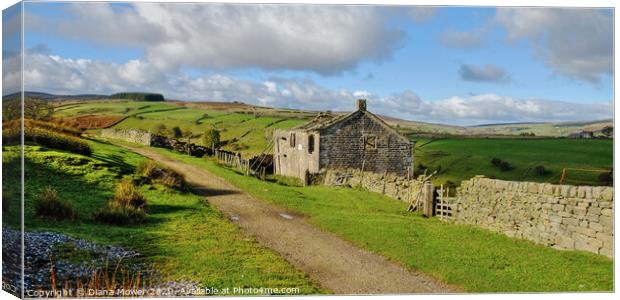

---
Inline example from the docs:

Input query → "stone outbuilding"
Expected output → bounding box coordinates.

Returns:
[273,100,414,181]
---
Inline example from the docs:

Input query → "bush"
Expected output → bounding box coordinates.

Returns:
[34,186,77,221]
[533,165,548,175]
[170,126,183,138]
[136,160,186,191]
[499,161,512,172]
[3,120,91,155]
[113,178,147,209]
[490,157,502,167]
[599,171,613,185]
[92,179,147,225]
[92,202,146,225]
[202,128,221,149]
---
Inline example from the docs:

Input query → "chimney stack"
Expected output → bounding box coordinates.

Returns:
[357,99,367,111]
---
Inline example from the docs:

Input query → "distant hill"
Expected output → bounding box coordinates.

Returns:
[3,91,110,101]
[109,92,165,102]
[7,91,612,137]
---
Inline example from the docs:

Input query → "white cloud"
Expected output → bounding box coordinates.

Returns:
[496,7,613,83]
[11,51,610,125]
[32,3,404,75]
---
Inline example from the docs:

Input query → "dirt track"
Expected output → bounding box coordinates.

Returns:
[122,145,460,295]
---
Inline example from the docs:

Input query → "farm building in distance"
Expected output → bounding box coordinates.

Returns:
[273,99,414,181]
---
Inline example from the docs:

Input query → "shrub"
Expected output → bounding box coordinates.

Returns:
[533,165,548,175]
[170,126,183,138]
[136,160,186,191]
[499,161,512,172]
[113,178,147,209]
[34,186,77,221]
[92,179,147,225]
[490,157,502,167]
[3,119,90,155]
[599,171,613,185]
[92,202,146,225]
[202,128,221,149]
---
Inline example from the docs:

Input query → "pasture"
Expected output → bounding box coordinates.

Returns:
[413,137,613,186]
[131,145,613,292]
[53,101,307,157]
[2,142,320,293]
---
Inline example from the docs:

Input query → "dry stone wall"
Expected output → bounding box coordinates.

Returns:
[323,168,423,202]
[100,128,212,157]
[101,129,152,145]
[453,176,613,258]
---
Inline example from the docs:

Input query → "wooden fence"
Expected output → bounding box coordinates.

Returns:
[214,149,268,179]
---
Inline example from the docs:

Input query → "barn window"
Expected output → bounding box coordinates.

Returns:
[308,134,315,154]
[363,135,377,150]
[290,133,296,148]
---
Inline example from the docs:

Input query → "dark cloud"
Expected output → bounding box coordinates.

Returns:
[496,7,612,83]
[458,64,510,83]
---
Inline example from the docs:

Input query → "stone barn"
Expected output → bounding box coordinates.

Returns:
[273,99,414,181]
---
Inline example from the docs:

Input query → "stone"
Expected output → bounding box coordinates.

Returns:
[599,247,613,258]
[589,222,604,232]
[555,236,575,249]
[575,226,596,237]
[601,187,613,201]
[552,204,565,212]
[601,208,612,217]
[562,217,579,226]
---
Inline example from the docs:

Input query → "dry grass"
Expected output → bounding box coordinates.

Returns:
[136,160,186,191]
[48,258,154,298]
[34,186,78,221]
[92,179,147,225]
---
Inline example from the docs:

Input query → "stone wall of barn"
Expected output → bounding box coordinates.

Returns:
[452,176,614,258]
[319,112,413,177]
[273,129,321,180]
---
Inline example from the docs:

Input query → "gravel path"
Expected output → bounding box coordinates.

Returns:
[121,145,461,295]
[2,228,200,297]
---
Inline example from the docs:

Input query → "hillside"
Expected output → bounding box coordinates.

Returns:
[25,91,608,138]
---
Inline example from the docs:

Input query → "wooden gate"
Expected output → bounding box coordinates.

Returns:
[436,184,456,221]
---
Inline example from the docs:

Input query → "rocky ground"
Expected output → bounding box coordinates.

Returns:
[2,228,198,297]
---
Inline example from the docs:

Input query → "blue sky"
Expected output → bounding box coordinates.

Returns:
[2,2,614,125]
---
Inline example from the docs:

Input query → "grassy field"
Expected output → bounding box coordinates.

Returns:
[2,142,320,294]
[52,101,307,157]
[413,137,613,186]
[135,144,613,293]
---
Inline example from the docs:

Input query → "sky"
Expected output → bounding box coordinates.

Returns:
[1,2,615,125]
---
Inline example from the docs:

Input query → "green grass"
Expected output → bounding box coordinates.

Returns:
[2,142,320,293]
[54,101,307,157]
[413,137,613,186]
[137,145,613,293]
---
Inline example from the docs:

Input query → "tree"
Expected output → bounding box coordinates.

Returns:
[601,126,613,138]
[150,123,167,135]
[202,128,221,149]
[170,126,183,138]
[24,98,54,120]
